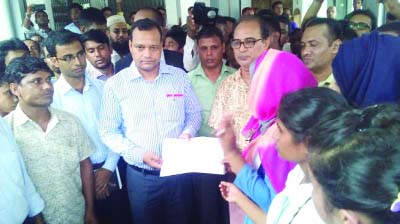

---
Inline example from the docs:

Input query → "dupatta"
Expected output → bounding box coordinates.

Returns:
[332,31,400,107]
[242,49,317,193]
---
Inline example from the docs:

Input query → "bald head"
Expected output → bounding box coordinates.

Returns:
[134,8,164,27]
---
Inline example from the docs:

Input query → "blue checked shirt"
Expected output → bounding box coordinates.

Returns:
[99,61,202,170]
[52,74,120,171]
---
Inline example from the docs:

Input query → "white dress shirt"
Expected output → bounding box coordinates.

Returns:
[64,22,82,34]
[183,35,200,72]
[52,74,120,171]
[266,165,324,224]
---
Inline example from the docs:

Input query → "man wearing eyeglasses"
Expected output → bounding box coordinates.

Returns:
[99,18,202,224]
[209,16,269,151]
[48,30,128,223]
[345,10,376,37]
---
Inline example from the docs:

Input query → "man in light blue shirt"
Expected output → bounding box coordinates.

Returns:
[99,18,202,224]
[49,31,130,223]
[0,117,45,224]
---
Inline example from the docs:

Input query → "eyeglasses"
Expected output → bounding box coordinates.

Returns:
[348,21,371,31]
[230,38,262,49]
[56,51,86,62]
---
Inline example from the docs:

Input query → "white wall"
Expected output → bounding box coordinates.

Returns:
[0,0,26,40]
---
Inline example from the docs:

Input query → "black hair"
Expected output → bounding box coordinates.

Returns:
[234,15,270,39]
[136,7,164,28]
[4,56,52,84]
[35,10,48,18]
[79,7,107,28]
[377,21,400,36]
[129,10,137,18]
[338,19,358,41]
[165,27,187,49]
[80,29,110,46]
[225,16,237,24]
[276,15,290,25]
[0,38,29,75]
[278,87,348,143]
[69,3,83,11]
[346,10,377,31]
[242,7,253,15]
[45,31,81,57]
[308,104,400,224]
[272,1,283,10]
[387,13,397,22]
[261,16,281,34]
[156,6,166,12]
[196,25,224,44]
[256,8,274,19]
[130,18,163,42]
[304,17,343,43]
[101,7,112,15]
[276,15,291,33]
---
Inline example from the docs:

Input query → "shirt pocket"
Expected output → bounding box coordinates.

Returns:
[160,95,185,122]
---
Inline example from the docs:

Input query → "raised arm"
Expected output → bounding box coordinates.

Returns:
[302,0,324,26]
[115,0,124,16]
[23,5,34,29]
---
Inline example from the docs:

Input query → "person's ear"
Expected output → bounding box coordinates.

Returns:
[262,37,270,50]
[9,83,20,98]
[49,57,59,68]
[129,40,134,55]
[222,42,226,54]
[332,39,342,54]
[338,209,361,224]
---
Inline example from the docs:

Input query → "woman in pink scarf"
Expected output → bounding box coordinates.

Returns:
[243,49,317,193]
[217,49,316,223]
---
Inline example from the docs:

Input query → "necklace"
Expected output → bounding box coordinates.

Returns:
[288,196,312,224]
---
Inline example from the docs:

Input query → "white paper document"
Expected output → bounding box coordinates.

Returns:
[160,137,225,177]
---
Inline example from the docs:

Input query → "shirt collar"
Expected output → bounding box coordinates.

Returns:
[13,104,59,128]
[86,59,115,80]
[192,63,232,78]
[127,60,171,82]
[56,73,93,95]
[318,73,335,87]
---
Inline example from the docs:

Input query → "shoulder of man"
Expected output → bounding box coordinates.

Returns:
[114,54,133,74]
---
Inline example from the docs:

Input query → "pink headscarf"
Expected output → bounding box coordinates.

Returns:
[242,49,317,193]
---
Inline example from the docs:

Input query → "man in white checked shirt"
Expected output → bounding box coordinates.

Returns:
[99,18,202,224]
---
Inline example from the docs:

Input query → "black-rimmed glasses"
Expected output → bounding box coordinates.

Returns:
[230,38,262,49]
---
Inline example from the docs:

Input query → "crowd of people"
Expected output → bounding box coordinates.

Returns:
[1,0,400,224]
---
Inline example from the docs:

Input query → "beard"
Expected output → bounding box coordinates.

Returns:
[111,40,130,57]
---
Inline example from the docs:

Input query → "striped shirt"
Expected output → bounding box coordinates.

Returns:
[52,74,120,171]
[99,61,202,170]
